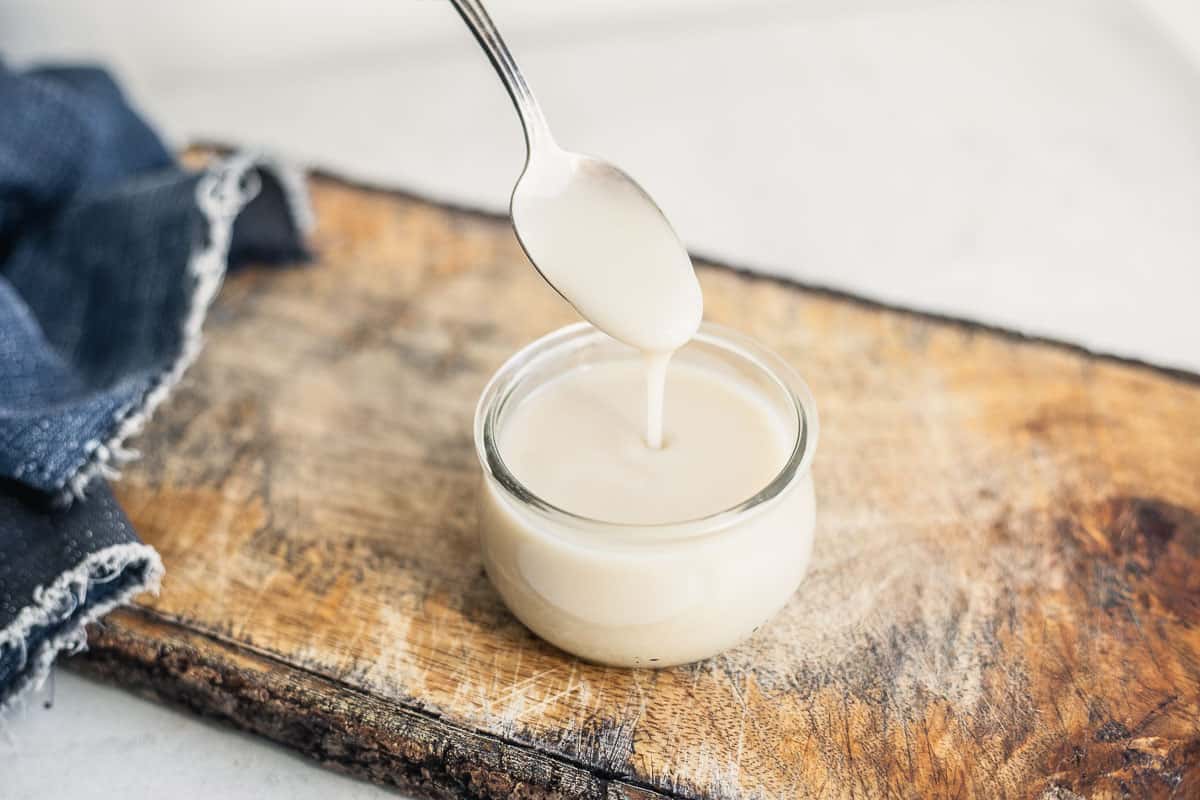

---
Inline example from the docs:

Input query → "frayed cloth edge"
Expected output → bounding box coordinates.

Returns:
[0,542,163,716]
[60,152,313,502]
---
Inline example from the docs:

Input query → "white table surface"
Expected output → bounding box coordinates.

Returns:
[2,1,1198,797]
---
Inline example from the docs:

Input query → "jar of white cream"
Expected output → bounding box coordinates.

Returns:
[474,323,818,667]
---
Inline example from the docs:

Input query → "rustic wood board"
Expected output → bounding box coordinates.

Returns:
[71,167,1200,800]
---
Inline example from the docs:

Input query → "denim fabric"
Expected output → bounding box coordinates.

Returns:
[0,63,309,712]
[0,482,156,708]
[1,173,203,491]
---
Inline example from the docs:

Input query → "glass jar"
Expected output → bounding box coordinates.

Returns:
[474,322,819,667]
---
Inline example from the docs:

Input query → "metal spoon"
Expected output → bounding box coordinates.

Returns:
[450,0,702,354]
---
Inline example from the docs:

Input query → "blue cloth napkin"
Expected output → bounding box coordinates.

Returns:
[0,64,311,712]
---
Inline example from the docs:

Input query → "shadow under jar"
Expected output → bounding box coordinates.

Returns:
[474,323,819,667]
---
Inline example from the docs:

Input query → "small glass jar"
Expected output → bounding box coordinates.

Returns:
[474,322,819,667]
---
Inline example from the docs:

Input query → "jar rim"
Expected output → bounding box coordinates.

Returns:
[474,322,819,541]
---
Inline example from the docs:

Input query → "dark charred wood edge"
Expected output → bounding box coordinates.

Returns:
[71,606,674,800]
[190,140,1200,389]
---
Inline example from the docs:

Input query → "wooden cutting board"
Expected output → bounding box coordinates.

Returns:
[73,167,1200,800]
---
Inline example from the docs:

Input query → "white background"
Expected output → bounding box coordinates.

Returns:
[2,0,1199,797]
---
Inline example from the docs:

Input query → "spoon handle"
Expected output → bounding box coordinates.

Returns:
[450,0,553,155]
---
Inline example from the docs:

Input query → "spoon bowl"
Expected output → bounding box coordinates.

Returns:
[451,0,702,353]
[511,147,701,353]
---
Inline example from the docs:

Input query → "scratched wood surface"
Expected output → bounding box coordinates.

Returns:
[71,168,1200,800]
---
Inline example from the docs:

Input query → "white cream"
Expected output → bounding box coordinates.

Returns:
[511,151,702,445]
[500,359,791,524]
[479,469,815,667]
[641,351,671,450]
[475,327,819,667]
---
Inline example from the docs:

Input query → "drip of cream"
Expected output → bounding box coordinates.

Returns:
[511,152,703,446]
[643,351,671,449]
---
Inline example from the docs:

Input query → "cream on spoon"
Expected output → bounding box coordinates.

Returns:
[450,0,702,447]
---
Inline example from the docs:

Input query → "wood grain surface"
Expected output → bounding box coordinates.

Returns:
[72,166,1200,800]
